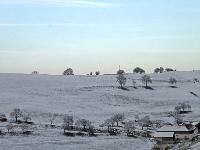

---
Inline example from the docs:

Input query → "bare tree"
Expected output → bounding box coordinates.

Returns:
[48,113,57,126]
[125,121,136,136]
[112,113,125,127]
[10,108,23,122]
[22,112,32,123]
[174,103,191,114]
[141,75,152,88]
[75,119,91,131]
[132,79,136,88]
[101,118,115,132]
[193,78,199,83]
[169,77,177,85]
[117,74,126,89]
[63,68,74,75]
[63,115,74,132]
[174,105,182,114]
[6,123,14,133]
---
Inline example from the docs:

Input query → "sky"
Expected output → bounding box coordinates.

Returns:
[0,0,200,75]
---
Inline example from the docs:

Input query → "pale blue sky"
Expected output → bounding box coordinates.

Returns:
[0,0,200,74]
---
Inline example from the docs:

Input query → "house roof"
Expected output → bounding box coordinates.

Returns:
[154,132,174,138]
[157,125,189,132]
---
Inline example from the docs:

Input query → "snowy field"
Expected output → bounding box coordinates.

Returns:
[0,71,200,150]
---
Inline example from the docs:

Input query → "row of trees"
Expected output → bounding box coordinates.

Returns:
[117,73,178,89]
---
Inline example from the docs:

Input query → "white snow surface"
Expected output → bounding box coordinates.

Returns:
[157,125,189,132]
[0,71,200,149]
[153,132,174,138]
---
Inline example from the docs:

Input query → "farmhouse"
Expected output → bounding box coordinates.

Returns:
[154,124,198,144]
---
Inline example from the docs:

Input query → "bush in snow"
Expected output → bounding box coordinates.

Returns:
[10,108,23,123]
[193,78,199,83]
[124,121,136,136]
[48,113,57,126]
[116,73,126,89]
[0,113,7,122]
[112,113,125,127]
[63,68,74,75]
[133,67,145,74]
[32,71,39,74]
[62,115,74,132]
[75,119,91,131]
[138,116,152,130]
[173,113,183,125]
[141,75,152,88]
[22,112,32,123]
[20,123,31,133]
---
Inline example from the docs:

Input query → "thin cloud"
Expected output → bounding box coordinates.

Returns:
[0,0,110,8]
[0,23,132,27]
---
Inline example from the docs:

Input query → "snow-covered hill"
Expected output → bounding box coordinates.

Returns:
[0,71,200,149]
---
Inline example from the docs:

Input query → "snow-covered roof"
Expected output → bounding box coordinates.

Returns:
[154,132,174,138]
[192,122,199,126]
[157,125,189,132]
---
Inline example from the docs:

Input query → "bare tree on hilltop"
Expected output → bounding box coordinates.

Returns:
[117,69,125,75]
[154,67,164,73]
[10,108,23,123]
[63,68,74,75]
[117,73,126,89]
[133,67,145,74]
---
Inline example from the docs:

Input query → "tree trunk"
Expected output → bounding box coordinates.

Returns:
[108,126,110,132]
[15,116,17,122]
[146,82,147,88]
[117,121,119,127]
